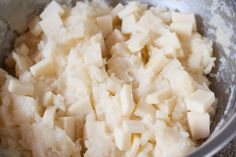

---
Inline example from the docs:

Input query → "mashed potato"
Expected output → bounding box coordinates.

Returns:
[0,1,216,157]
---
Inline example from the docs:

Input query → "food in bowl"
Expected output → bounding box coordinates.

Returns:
[0,0,216,157]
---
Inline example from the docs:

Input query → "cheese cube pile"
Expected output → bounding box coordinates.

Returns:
[0,1,216,157]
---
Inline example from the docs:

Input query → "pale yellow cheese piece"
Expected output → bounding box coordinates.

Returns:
[185,89,215,113]
[187,112,210,140]
[30,58,55,77]
[8,79,34,96]
[114,126,131,151]
[96,15,113,38]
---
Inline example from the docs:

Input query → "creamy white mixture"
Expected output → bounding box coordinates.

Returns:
[0,1,216,157]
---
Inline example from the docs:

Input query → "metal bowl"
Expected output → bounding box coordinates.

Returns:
[0,0,235,156]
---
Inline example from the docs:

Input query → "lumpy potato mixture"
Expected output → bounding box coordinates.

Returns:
[0,1,216,157]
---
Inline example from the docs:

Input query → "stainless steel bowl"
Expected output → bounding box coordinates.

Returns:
[0,0,235,156]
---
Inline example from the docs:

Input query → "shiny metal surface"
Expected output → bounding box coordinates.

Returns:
[0,0,235,156]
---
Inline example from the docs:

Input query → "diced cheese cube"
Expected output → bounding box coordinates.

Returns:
[111,3,125,18]
[121,14,138,34]
[120,84,135,116]
[154,32,181,50]
[170,22,193,37]
[122,120,145,133]
[114,126,131,150]
[138,143,153,156]
[28,17,42,36]
[68,96,93,118]
[118,2,145,19]
[40,0,64,19]
[134,103,156,119]
[39,13,64,39]
[96,15,113,38]
[42,91,54,107]
[146,48,168,75]
[82,43,103,67]
[172,12,197,31]
[126,137,141,157]
[30,58,55,77]
[8,79,34,96]
[111,3,124,26]
[42,106,56,127]
[59,117,75,141]
[185,89,215,113]
[16,43,29,56]
[187,112,210,140]
[126,32,150,53]
[146,88,171,105]
[106,29,126,51]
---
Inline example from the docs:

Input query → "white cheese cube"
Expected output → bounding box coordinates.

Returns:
[42,91,54,107]
[40,0,64,19]
[170,22,193,37]
[146,48,168,75]
[172,12,197,31]
[106,29,126,51]
[96,15,113,38]
[118,2,139,19]
[8,79,34,96]
[121,14,138,34]
[42,106,56,128]
[185,89,215,113]
[122,120,145,133]
[111,3,124,17]
[28,17,42,36]
[146,88,171,105]
[187,112,210,140]
[126,137,141,157]
[30,58,55,77]
[139,143,153,155]
[39,13,63,39]
[154,32,181,50]
[120,84,135,116]
[134,103,156,119]
[59,117,75,141]
[114,126,131,151]
[68,96,93,118]
[126,32,150,53]
[82,43,103,67]
[12,52,32,77]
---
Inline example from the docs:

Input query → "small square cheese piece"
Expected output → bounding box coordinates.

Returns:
[59,117,75,141]
[39,13,64,39]
[187,112,210,140]
[172,12,197,31]
[126,32,150,53]
[40,0,64,19]
[122,120,145,133]
[114,126,131,151]
[185,89,215,113]
[8,79,34,96]
[121,13,138,34]
[30,58,55,77]
[120,84,135,116]
[126,137,141,157]
[82,43,103,67]
[96,15,113,38]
